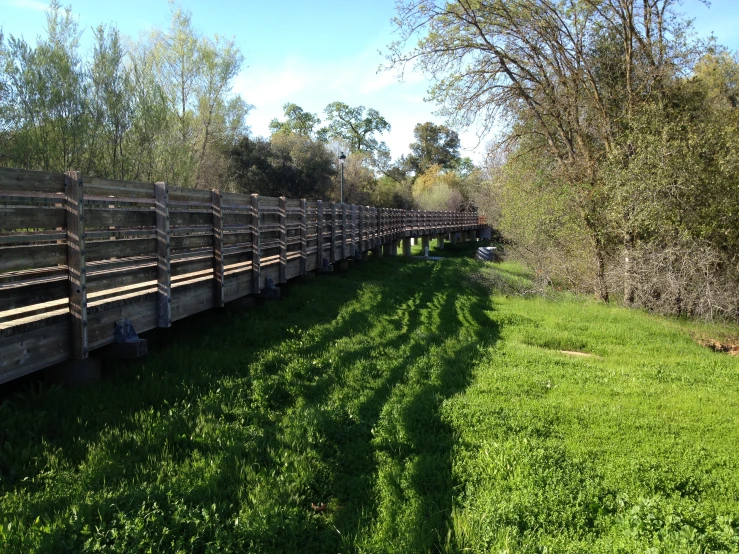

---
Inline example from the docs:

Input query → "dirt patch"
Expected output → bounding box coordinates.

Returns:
[559,350,596,357]
[701,339,739,356]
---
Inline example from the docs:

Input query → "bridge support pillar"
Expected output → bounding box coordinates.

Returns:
[436,234,445,249]
[390,240,398,256]
[403,237,412,257]
[422,235,430,254]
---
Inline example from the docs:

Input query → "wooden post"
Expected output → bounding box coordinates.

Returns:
[65,171,88,360]
[342,202,348,258]
[155,181,171,327]
[251,194,261,293]
[330,202,337,263]
[300,198,307,276]
[212,190,225,307]
[358,205,365,253]
[403,236,411,257]
[377,208,383,245]
[278,196,287,284]
[355,205,360,253]
[316,200,324,267]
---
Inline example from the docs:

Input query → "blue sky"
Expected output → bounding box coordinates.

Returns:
[2,0,738,162]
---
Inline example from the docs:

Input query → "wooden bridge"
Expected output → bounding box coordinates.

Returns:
[0,167,486,384]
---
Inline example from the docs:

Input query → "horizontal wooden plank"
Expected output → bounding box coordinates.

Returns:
[0,168,66,194]
[0,278,67,313]
[0,296,68,323]
[0,230,66,245]
[170,211,213,227]
[169,187,212,203]
[223,272,253,303]
[223,213,253,227]
[260,196,280,207]
[0,316,70,384]
[286,259,301,280]
[171,234,213,250]
[171,282,214,321]
[86,238,156,262]
[87,263,157,295]
[221,191,252,205]
[86,177,154,198]
[87,295,158,349]
[86,207,155,229]
[261,265,279,289]
[0,206,65,231]
[171,255,212,277]
[0,243,67,272]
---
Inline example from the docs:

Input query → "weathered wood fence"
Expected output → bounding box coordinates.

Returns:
[0,167,485,384]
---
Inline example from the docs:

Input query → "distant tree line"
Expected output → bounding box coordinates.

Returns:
[0,1,484,214]
[390,0,739,321]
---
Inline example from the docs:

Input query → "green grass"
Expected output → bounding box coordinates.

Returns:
[1,244,738,553]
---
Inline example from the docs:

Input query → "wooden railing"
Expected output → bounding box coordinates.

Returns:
[0,167,485,383]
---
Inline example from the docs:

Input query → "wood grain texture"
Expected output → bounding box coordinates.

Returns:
[251,194,261,293]
[65,171,88,359]
[155,182,172,327]
[212,190,225,308]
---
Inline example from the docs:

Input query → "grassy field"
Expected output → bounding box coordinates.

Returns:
[1,243,738,553]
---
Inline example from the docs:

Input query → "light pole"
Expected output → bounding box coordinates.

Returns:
[338,151,346,204]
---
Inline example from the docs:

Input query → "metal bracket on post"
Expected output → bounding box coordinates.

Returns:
[260,276,281,299]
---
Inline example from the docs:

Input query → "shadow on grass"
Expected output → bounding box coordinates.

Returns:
[0,250,500,553]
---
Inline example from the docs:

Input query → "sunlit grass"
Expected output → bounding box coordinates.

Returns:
[0,243,738,553]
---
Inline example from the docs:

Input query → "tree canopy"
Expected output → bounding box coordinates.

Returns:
[406,122,461,174]
[318,101,391,154]
[269,103,322,138]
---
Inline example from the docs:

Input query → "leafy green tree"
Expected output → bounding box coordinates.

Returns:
[269,103,321,137]
[388,0,698,301]
[87,24,132,179]
[1,1,87,171]
[319,101,391,154]
[229,133,335,199]
[406,122,460,174]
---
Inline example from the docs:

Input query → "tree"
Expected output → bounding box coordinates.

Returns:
[406,122,460,174]
[1,1,87,171]
[319,101,391,154]
[388,0,698,301]
[88,24,133,179]
[269,103,321,137]
[229,133,336,199]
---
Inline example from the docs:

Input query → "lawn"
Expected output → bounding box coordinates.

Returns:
[1,242,738,553]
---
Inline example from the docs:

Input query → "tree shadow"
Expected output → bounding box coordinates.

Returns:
[0,255,501,553]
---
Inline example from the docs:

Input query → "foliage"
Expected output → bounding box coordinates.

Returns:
[269,103,322,138]
[388,0,703,302]
[318,102,391,155]
[1,246,738,552]
[0,1,249,188]
[405,121,460,174]
[412,163,482,212]
[228,132,336,198]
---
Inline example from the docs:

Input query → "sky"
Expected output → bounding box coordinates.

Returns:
[2,0,739,163]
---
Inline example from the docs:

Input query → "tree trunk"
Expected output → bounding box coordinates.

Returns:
[623,231,635,306]
[595,247,609,303]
